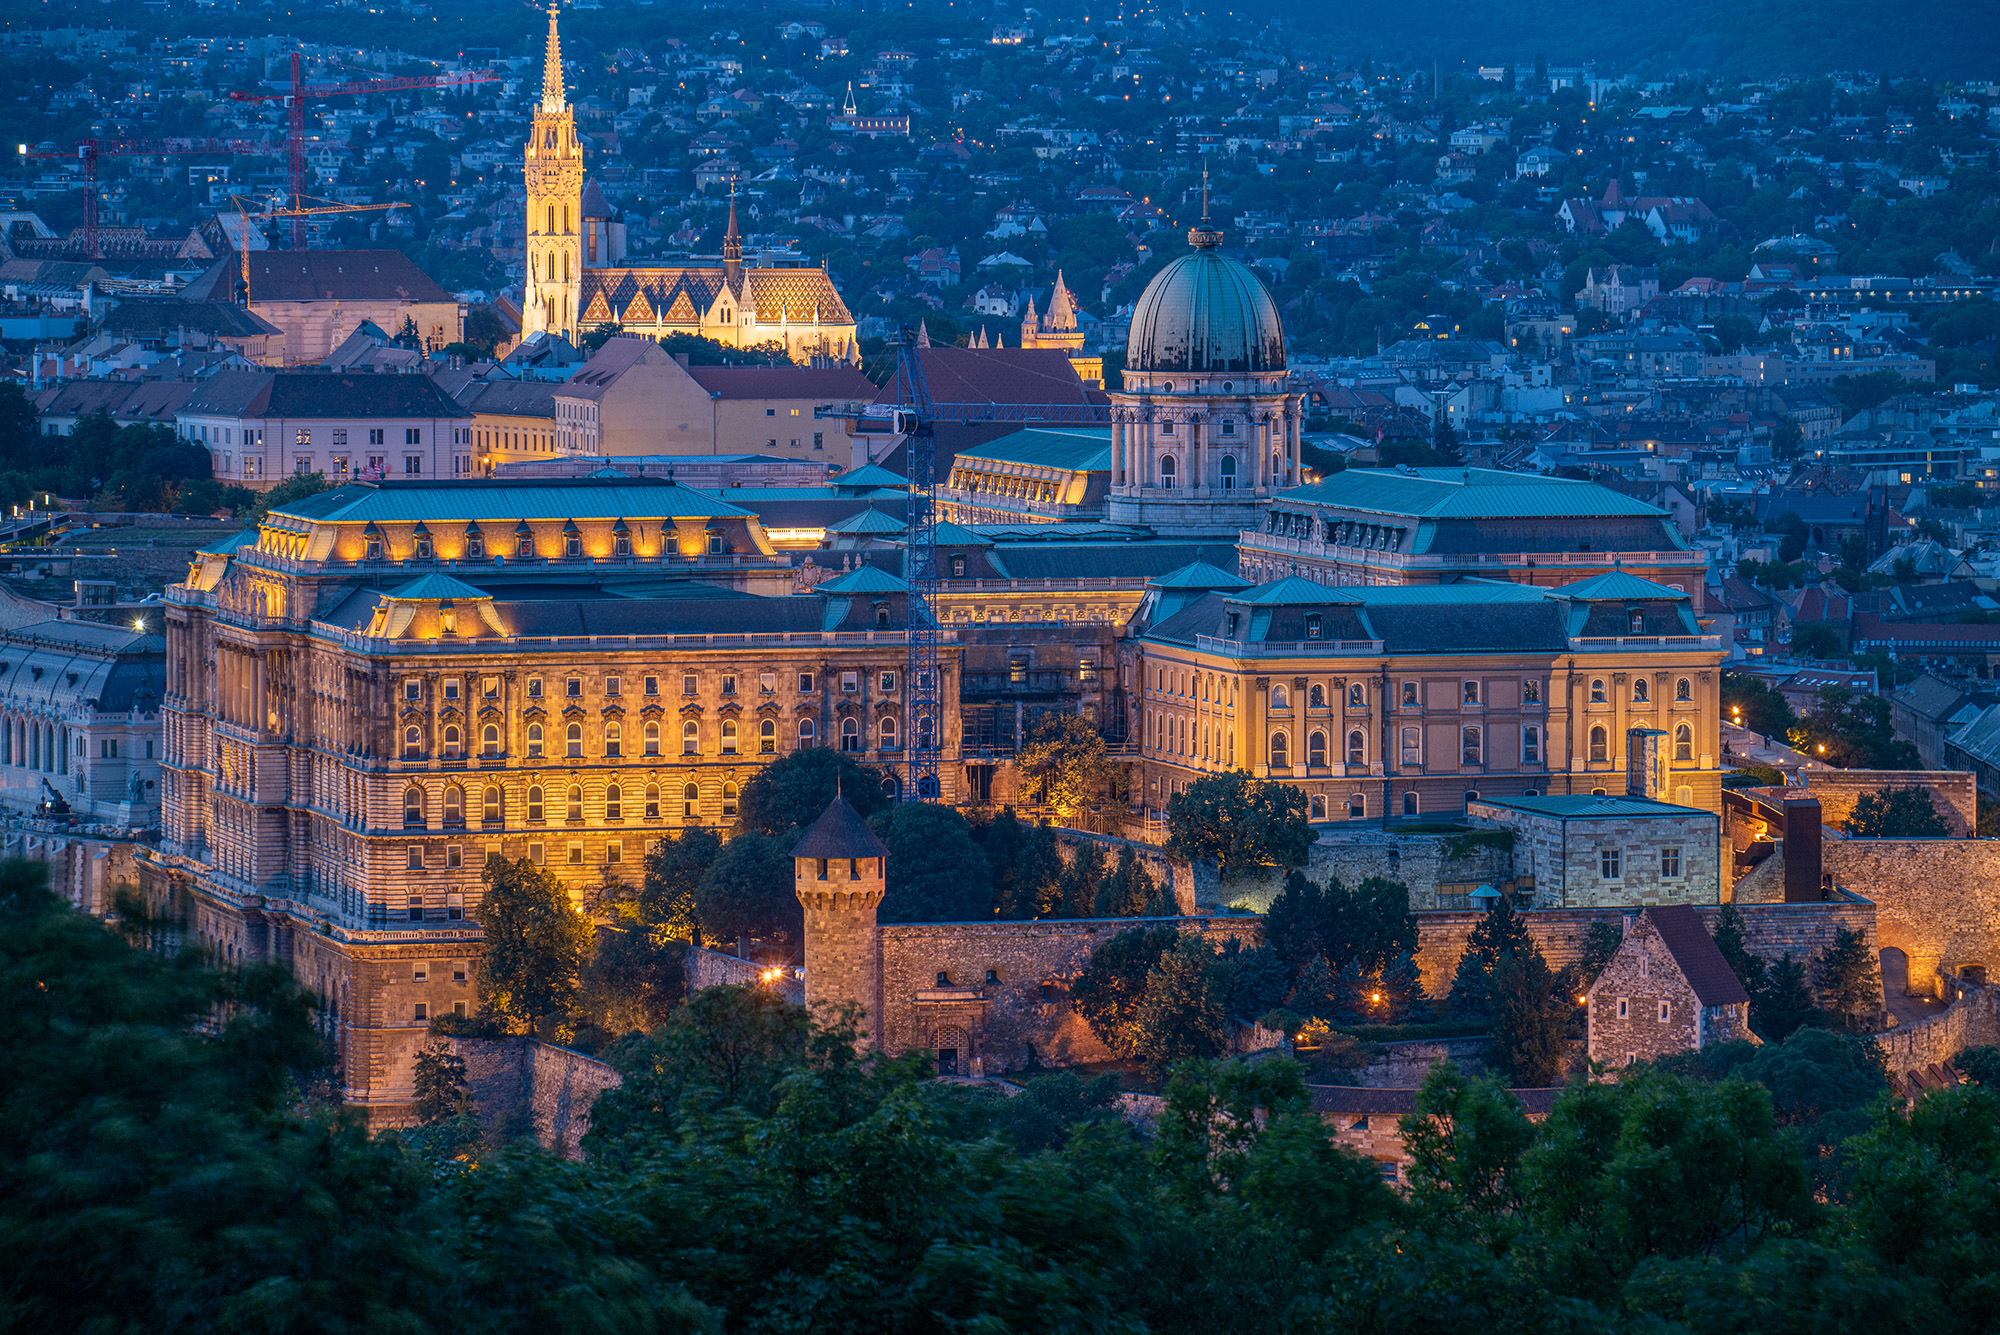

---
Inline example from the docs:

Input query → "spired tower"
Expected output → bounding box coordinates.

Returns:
[791,793,889,1044]
[1105,178,1302,539]
[523,3,583,342]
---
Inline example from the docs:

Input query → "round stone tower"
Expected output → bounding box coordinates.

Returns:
[792,793,890,1044]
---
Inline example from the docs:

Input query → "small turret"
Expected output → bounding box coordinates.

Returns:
[792,792,889,1041]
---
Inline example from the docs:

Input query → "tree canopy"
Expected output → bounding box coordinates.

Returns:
[1164,770,1315,882]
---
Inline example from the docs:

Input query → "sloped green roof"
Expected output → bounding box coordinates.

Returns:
[1150,559,1251,590]
[954,425,1112,473]
[833,463,912,489]
[1280,467,1668,519]
[1475,794,1714,819]
[270,480,753,524]
[1555,570,1692,601]
[932,519,993,546]
[383,573,495,601]
[825,508,907,534]
[1233,576,1358,606]
[816,564,909,594]
[197,528,258,556]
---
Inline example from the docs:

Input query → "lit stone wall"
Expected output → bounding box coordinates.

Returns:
[1824,838,2000,996]
[1805,770,1977,837]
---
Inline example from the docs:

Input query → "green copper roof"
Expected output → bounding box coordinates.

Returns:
[383,573,495,601]
[1127,247,1286,374]
[816,564,908,594]
[1279,467,1669,519]
[270,480,753,524]
[932,519,993,546]
[1338,582,1554,606]
[825,508,907,534]
[1233,576,1358,606]
[1149,559,1252,590]
[1474,794,1715,819]
[955,426,1112,473]
[1555,570,1692,601]
[834,463,912,489]
[197,528,258,556]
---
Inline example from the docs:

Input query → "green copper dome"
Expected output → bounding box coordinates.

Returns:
[1125,238,1286,376]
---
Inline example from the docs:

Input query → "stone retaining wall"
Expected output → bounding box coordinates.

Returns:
[1805,770,1977,838]
[444,1037,622,1159]
[1823,838,2000,996]
[1872,982,1999,1076]
[685,945,805,1004]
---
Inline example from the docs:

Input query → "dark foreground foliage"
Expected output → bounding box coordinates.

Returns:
[4,858,2000,1334]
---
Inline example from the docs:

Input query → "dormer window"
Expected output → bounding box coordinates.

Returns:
[365,538,382,561]
[708,535,726,555]
[412,533,432,559]
[465,530,484,559]
[614,532,631,557]
[1226,611,1241,638]
[564,533,582,558]
[1629,609,1645,633]
[1304,613,1322,639]
[515,533,534,558]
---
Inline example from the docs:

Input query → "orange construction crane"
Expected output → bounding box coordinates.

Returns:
[229,57,497,249]
[16,137,269,259]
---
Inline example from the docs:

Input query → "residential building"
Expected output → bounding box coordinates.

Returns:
[1585,905,1752,1068]
[178,370,474,489]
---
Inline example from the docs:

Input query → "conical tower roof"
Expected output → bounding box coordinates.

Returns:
[793,793,889,860]
[539,3,567,113]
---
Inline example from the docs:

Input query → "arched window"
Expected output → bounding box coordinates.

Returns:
[682,783,699,820]
[566,785,583,821]
[1633,678,1649,704]
[1348,682,1366,709]
[1675,722,1694,761]
[799,718,816,747]
[1590,679,1607,704]
[604,722,621,759]
[403,726,422,760]
[527,786,544,822]
[1308,730,1328,766]
[722,782,738,818]
[1269,731,1289,769]
[1461,726,1483,765]
[644,784,660,819]
[482,724,501,757]
[483,786,501,824]
[441,726,461,760]
[527,723,544,758]
[1309,683,1326,708]
[605,783,622,821]
[841,717,860,751]
[1310,794,1327,818]
[644,721,660,756]
[720,719,738,754]
[1676,677,1692,702]
[565,724,583,758]
[1219,454,1237,490]
[402,786,424,826]
[1629,609,1645,634]
[546,203,555,231]
[1159,454,1177,488]
[443,785,463,825]
[1589,725,1608,763]
[1348,728,1366,765]
[1271,683,1290,709]
[879,716,898,749]
[1403,792,1419,816]
[760,718,777,753]
[683,721,699,755]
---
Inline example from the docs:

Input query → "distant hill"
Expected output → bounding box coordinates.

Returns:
[1261,0,2000,78]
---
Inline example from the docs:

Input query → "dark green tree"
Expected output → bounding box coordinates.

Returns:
[411,1043,474,1125]
[1843,787,1952,838]
[1095,842,1169,917]
[578,926,685,1036]
[474,857,593,1034]
[875,802,993,922]
[1071,923,1179,1058]
[1812,926,1882,1028]
[733,746,888,836]
[1752,953,1821,1040]
[1575,920,1625,988]
[694,831,802,951]
[977,808,1064,919]
[1490,949,1573,1086]
[1448,895,1540,1017]
[1130,934,1232,1074]
[1052,840,1109,918]
[1165,770,1314,882]
[637,826,720,941]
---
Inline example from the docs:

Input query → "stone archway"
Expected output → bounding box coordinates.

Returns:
[1879,946,1912,998]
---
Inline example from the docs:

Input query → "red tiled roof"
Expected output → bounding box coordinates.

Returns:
[685,364,876,399]
[247,250,454,304]
[869,346,1105,417]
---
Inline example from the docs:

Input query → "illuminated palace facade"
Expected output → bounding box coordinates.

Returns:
[521,5,856,361]
[144,477,957,1118]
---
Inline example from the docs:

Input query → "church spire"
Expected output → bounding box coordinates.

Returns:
[540,3,567,114]
[722,181,743,291]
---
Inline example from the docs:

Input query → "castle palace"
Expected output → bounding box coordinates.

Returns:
[521,5,856,362]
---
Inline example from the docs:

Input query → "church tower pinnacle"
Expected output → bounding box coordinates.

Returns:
[722,183,743,294]
[523,2,584,343]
